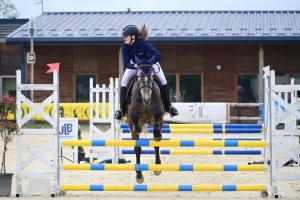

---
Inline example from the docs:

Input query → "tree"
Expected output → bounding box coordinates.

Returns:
[0,94,19,173]
[0,0,20,19]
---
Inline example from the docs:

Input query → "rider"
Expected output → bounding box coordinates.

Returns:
[114,24,179,120]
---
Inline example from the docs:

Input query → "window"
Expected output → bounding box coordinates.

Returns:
[237,74,258,103]
[290,74,300,84]
[275,73,286,85]
[165,74,202,102]
[275,73,286,100]
[75,74,96,102]
[166,74,176,102]
[290,74,300,98]
[0,76,16,98]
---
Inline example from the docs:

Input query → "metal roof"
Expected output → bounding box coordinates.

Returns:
[6,11,300,45]
[0,19,28,42]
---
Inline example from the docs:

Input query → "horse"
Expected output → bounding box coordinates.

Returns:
[125,55,165,184]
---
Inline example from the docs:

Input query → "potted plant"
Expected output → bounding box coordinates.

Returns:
[76,126,85,163]
[0,94,20,197]
[72,113,85,163]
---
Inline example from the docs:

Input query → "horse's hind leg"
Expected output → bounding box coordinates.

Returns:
[130,110,142,134]
[152,107,163,141]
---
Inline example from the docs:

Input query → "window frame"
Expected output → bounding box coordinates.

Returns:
[0,75,17,99]
[166,73,202,102]
[237,73,259,103]
[74,73,97,102]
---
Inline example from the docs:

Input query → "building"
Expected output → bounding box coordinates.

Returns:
[0,19,27,97]
[4,11,300,108]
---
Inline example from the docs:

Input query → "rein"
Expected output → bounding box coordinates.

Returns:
[139,84,153,90]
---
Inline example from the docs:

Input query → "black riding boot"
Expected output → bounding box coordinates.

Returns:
[162,84,179,117]
[114,87,127,120]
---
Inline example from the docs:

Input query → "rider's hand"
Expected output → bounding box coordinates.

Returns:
[134,64,138,68]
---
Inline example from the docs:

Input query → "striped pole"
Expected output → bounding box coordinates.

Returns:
[121,149,262,155]
[119,124,264,129]
[61,140,268,147]
[61,164,267,171]
[60,184,267,192]
[120,128,262,134]
[122,137,262,141]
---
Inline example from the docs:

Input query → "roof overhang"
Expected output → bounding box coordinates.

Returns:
[6,36,300,46]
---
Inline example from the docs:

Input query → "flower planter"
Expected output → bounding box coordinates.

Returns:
[0,173,13,197]
[78,152,86,163]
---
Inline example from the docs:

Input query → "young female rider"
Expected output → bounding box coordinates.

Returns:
[114,24,179,120]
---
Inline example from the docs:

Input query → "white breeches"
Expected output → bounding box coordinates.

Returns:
[121,63,167,87]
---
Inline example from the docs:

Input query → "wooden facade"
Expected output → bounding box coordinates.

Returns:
[18,44,300,103]
[1,43,300,122]
[0,43,20,75]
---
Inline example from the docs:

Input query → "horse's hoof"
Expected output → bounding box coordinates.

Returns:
[154,171,161,176]
[153,135,162,141]
[134,126,142,133]
[136,174,144,184]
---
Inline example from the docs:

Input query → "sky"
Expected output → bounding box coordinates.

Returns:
[9,0,300,19]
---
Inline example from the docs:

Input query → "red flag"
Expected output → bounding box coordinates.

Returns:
[46,63,60,75]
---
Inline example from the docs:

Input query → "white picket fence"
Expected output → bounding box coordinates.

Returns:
[263,66,300,198]
[89,77,119,164]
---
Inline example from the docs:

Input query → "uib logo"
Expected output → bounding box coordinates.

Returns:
[59,123,73,135]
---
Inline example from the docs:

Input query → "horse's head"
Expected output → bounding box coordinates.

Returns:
[135,55,156,106]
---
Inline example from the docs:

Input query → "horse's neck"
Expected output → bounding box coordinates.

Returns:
[131,82,142,100]
[131,82,160,100]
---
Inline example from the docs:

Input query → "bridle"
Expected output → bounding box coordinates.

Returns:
[136,66,155,92]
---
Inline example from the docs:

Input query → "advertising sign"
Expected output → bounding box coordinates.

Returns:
[59,118,78,163]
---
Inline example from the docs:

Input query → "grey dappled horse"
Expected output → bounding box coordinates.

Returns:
[125,55,164,183]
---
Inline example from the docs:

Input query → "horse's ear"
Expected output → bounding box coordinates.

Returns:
[147,55,156,65]
[135,55,142,66]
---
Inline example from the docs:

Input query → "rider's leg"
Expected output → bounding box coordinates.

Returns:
[114,69,136,120]
[152,63,179,117]
[114,86,126,120]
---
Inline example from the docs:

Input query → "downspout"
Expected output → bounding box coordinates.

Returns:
[258,45,264,103]
[118,46,124,104]
[258,45,264,123]
[20,42,26,95]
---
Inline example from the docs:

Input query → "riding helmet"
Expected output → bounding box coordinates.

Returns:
[122,25,139,37]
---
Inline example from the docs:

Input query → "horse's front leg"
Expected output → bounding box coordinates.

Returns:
[152,107,162,176]
[129,120,144,184]
[130,110,142,134]
[152,107,163,141]
[134,146,144,183]
[154,147,161,176]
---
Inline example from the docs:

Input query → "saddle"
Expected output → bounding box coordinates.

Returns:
[125,67,164,105]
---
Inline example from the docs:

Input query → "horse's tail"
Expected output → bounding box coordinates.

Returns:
[141,124,147,133]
